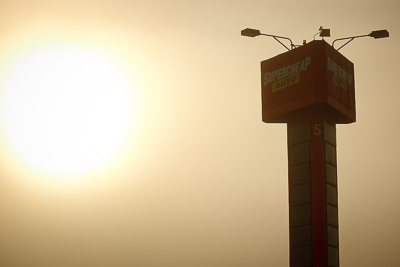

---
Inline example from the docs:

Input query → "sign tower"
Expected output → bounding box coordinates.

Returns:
[261,40,355,267]
[242,27,388,267]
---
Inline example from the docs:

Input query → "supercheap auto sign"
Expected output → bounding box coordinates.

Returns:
[261,40,355,123]
[264,57,311,93]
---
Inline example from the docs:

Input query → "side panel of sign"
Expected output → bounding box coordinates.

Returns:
[325,45,355,113]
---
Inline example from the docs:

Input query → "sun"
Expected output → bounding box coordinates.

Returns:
[0,43,134,178]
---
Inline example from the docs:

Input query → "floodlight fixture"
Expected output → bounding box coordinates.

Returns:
[369,29,390,39]
[332,29,389,51]
[319,29,331,37]
[241,28,261,37]
[241,28,294,51]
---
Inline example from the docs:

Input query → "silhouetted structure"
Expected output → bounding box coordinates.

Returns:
[242,27,388,266]
[260,40,354,267]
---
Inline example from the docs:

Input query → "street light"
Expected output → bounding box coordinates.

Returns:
[241,28,294,51]
[332,29,389,51]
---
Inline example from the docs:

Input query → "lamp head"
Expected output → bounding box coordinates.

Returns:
[241,28,261,37]
[319,29,331,37]
[369,29,389,39]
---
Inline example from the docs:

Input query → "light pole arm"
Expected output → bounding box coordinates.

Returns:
[332,34,370,51]
[260,33,294,51]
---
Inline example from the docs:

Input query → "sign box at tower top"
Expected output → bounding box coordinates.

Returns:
[261,40,356,124]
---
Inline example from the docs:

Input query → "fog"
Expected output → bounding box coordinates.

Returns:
[0,0,399,266]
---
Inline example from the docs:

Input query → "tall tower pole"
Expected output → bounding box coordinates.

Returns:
[287,109,339,266]
[260,40,356,267]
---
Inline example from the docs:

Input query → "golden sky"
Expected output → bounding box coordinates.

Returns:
[0,0,399,266]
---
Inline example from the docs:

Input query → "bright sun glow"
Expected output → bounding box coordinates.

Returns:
[1,43,134,178]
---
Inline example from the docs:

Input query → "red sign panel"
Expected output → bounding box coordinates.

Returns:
[261,40,355,123]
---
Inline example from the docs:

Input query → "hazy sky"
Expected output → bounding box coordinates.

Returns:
[0,0,399,266]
